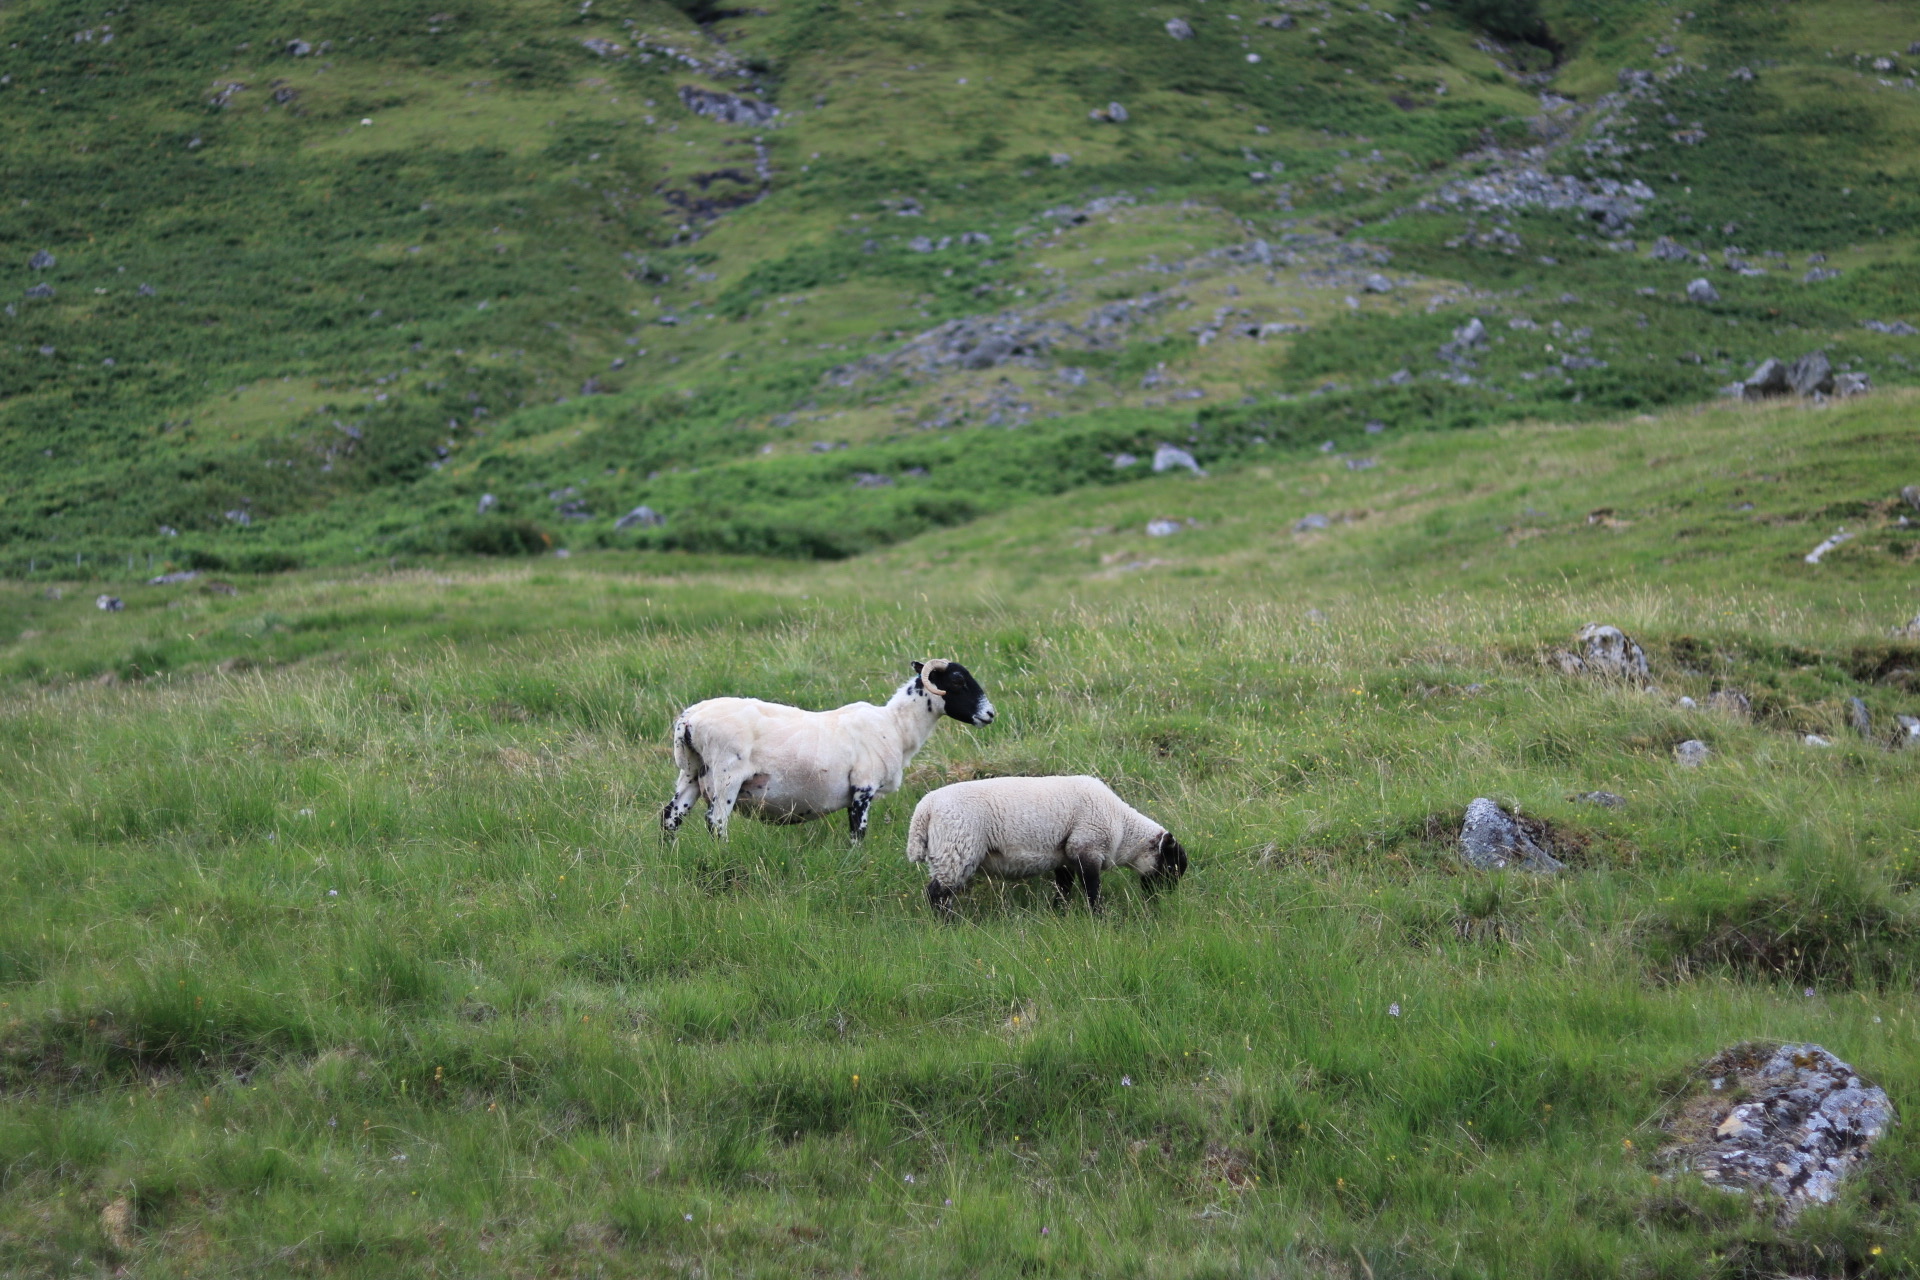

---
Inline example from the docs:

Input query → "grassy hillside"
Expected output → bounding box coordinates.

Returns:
[4,0,1918,571]
[2,392,1917,1275]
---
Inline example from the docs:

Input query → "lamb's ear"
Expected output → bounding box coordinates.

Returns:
[911,661,925,674]
[1158,831,1188,878]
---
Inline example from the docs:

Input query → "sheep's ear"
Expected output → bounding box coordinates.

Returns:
[911,661,925,674]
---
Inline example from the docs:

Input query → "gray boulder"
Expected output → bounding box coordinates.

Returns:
[1165,17,1192,39]
[1661,1043,1893,1220]
[614,504,664,530]
[1705,689,1751,720]
[1786,351,1834,396]
[1553,623,1650,681]
[1848,697,1873,740]
[476,493,496,515]
[1737,358,1789,399]
[29,249,55,270]
[1674,739,1711,767]
[1453,316,1487,346]
[1152,444,1203,475]
[24,282,54,300]
[1292,512,1331,532]
[1833,371,1872,398]
[1363,273,1393,293]
[677,85,777,125]
[1895,714,1919,747]
[1901,484,1920,511]
[1686,277,1720,303]
[1459,798,1565,873]
[1104,102,1129,123]
[1649,236,1692,262]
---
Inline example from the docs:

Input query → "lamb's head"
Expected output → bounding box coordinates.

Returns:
[1139,829,1188,888]
[912,659,996,726]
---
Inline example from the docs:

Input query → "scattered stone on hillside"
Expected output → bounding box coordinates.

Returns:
[1895,714,1920,746]
[224,508,251,527]
[1862,319,1919,336]
[1833,371,1872,398]
[1292,513,1331,532]
[1454,317,1487,345]
[24,282,55,299]
[1894,612,1920,639]
[1571,790,1626,808]
[476,493,496,515]
[1165,17,1192,39]
[1674,739,1710,767]
[1687,278,1720,303]
[907,236,934,253]
[1804,733,1833,747]
[1901,485,1920,512]
[677,85,777,125]
[137,283,155,297]
[852,473,893,489]
[1345,457,1378,471]
[1649,236,1692,262]
[1459,798,1565,873]
[286,38,313,56]
[1661,1043,1894,1220]
[579,377,604,396]
[1145,518,1185,537]
[1058,367,1088,387]
[1677,696,1697,709]
[1803,267,1842,284]
[1728,65,1755,81]
[614,504,664,529]
[1419,167,1652,232]
[810,441,846,452]
[1152,444,1204,475]
[1706,689,1752,720]
[96,595,124,611]
[1552,623,1650,681]
[1803,529,1854,564]
[1848,697,1874,740]
[147,571,198,586]
[1091,101,1129,123]
[29,249,55,270]
[1049,152,1073,167]
[1786,351,1834,396]
[1363,273,1393,293]
[1111,453,1138,469]
[1365,420,1385,434]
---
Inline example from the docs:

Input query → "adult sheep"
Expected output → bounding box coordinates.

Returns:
[661,659,995,842]
[906,775,1187,917]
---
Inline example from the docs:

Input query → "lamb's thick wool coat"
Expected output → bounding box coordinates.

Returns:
[662,659,994,841]
[906,775,1185,912]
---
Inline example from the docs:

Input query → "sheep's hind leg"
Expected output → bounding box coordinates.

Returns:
[660,772,701,839]
[704,772,751,841]
[926,880,958,919]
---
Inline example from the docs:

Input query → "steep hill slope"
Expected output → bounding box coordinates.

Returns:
[4,0,1917,573]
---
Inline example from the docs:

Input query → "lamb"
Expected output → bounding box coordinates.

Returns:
[906,775,1187,917]
[661,659,995,842]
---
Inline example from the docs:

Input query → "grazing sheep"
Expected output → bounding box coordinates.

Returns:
[906,775,1187,916]
[661,659,995,842]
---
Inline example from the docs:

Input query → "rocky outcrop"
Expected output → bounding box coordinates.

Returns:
[677,86,777,125]
[1662,1043,1894,1220]
[1551,623,1649,681]
[1459,798,1565,873]
[1728,351,1868,401]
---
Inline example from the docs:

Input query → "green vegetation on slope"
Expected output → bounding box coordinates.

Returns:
[1,393,1916,1275]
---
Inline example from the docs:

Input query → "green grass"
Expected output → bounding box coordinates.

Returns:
[3,392,1918,1275]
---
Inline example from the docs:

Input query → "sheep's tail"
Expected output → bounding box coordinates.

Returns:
[670,713,703,781]
[905,799,933,864]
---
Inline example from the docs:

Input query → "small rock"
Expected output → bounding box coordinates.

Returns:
[1894,612,1920,639]
[1554,623,1649,681]
[614,504,664,529]
[1571,790,1626,809]
[1686,278,1720,303]
[1364,420,1385,434]
[1058,367,1088,387]
[1049,152,1073,167]
[1894,714,1920,746]
[224,508,252,527]
[1111,453,1138,469]
[1848,697,1873,740]
[96,595,124,611]
[1727,65,1755,81]
[1345,457,1377,471]
[1363,273,1393,294]
[1453,317,1487,346]
[1677,696,1697,709]
[1292,513,1331,532]
[852,472,893,489]
[24,282,54,300]
[1260,13,1295,28]
[1902,484,1920,511]
[1737,357,1789,399]
[1459,797,1565,873]
[287,39,313,56]
[137,283,156,297]
[1104,101,1129,123]
[1804,733,1833,747]
[1804,529,1853,564]
[579,377,603,396]
[1706,689,1751,720]
[1151,444,1204,475]
[29,249,55,270]
[1802,267,1842,284]
[476,493,496,515]
[908,236,935,253]
[1649,236,1692,262]
[1144,518,1183,537]
[147,571,198,586]
[1165,17,1193,39]
[1674,739,1710,767]
[1861,319,1918,336]
[1786,351,1835,396]
[1662,1043,1893,1220]
[1833,371,1872,398]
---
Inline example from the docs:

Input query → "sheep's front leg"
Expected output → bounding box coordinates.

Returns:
[1078,859,1103,913]
[847,785,878,843]
[660,772,701,839]
[1052,864,1079,911]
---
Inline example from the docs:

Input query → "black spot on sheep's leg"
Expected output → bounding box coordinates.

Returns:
[847,786,877,842]
[1052,863,1078,910]
[926,880,957,919]
[1079,859,1103,914]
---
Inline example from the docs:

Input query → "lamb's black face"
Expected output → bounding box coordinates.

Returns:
[915,660,995,726]
[1147,830,1188,882]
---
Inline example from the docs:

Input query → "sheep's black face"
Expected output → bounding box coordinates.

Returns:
[1145,830,1188,884]
[918,660,995,726]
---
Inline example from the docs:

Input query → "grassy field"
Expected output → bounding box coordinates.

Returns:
[3,391,1917,1276]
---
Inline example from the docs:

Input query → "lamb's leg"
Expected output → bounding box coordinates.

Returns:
[1078,858,1103,914]
[847,785,878,843]
[660,771,701,838]
[1052,863,1078,910]
[705,772,749,841]
[926,880,957,919]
